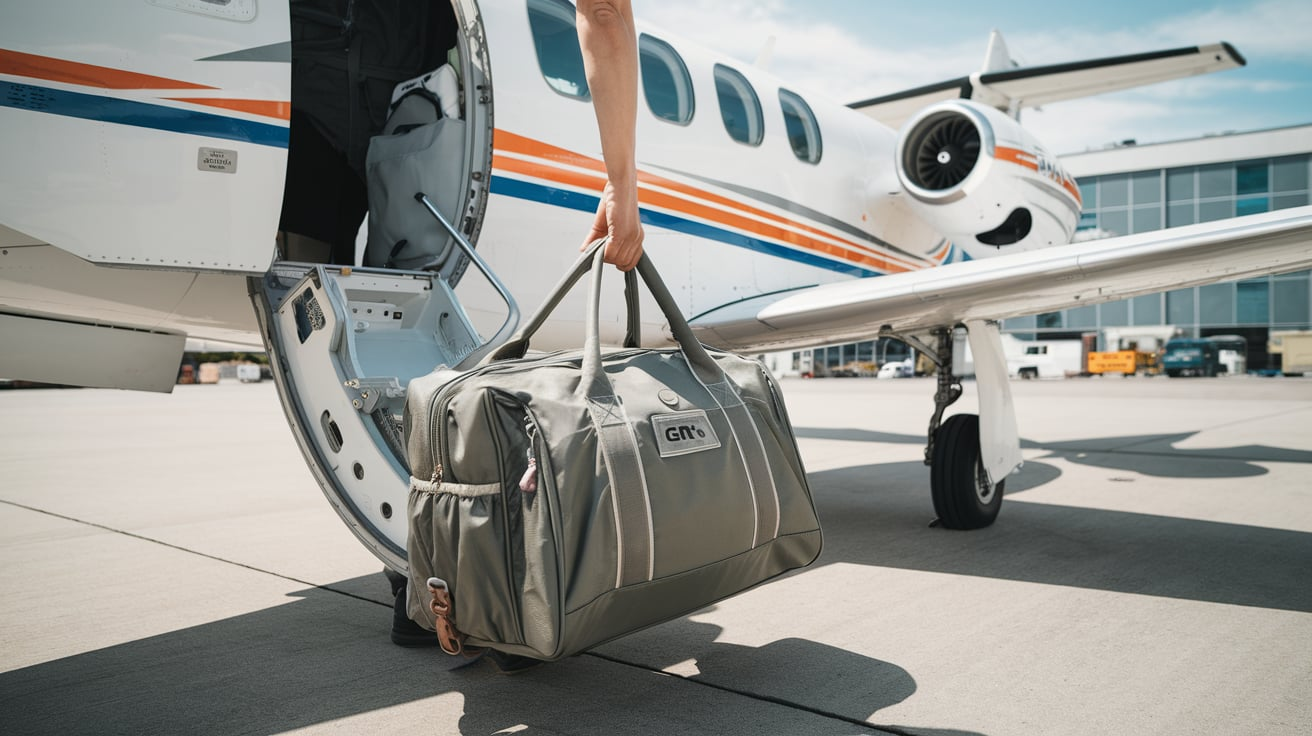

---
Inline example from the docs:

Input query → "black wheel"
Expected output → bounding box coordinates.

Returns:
[1166,369,1180,378]
[931,414,1004,529]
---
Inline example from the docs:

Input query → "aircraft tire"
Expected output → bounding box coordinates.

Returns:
[931,414,1004,530]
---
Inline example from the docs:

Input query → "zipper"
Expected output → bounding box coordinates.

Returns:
[482,392,523,642]
[517,404,566,657]
[426,346,664,481]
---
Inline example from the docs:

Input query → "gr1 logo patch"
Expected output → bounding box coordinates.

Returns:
[651,410,720,458]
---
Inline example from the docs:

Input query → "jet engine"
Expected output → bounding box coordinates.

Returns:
[894,100,1082,260]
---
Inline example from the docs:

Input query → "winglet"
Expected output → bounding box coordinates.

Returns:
[981,30,1014,73]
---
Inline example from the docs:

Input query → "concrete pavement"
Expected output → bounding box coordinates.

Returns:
[2,376,1310,735]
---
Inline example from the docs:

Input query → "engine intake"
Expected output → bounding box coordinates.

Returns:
[903,111,981,191]
[893,100,1080,258]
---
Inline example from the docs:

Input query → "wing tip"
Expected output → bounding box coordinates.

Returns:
[1220,41,1247,68]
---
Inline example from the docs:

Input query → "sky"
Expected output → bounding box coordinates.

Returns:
[633,0,1312,154]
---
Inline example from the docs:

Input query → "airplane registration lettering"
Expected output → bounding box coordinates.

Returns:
[196,147,237,174]
[3,82,54,112]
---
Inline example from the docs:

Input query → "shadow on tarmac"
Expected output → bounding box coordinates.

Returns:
[794,426,1312,479]
[0,575,984,736]
[805,456,1312,613]
[7,426,1306,735]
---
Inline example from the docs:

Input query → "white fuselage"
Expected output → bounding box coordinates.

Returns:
[0,0,1075,353]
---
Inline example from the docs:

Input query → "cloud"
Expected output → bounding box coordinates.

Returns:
[1149,0,1312,60]
[633,0,1310,152]
[637,0,981,100]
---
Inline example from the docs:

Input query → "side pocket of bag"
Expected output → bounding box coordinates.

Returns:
[410,477,525,646]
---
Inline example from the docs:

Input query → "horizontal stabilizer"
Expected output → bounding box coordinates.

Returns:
[690,207,1312,351]
[851,42,1245,129]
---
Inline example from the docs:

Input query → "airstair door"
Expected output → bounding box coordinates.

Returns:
[250,225,517,572]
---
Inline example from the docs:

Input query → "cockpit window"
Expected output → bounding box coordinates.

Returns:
[640,34,694,125]
[779,89,822,164]
[714,64,763,146]
[528,0,590,99]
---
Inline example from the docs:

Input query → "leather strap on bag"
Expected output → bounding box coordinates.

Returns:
[427,576,482,657]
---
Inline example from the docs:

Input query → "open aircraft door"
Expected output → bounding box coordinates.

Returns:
[251,206,517,571]
[250,0,503,570]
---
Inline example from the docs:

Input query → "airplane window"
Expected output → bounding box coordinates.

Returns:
[528,0,590,100]
[779,89,821,164]
[640,35,694,125]
[714,65,763,146]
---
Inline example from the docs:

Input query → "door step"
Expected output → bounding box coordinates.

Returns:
[251,264,483,570]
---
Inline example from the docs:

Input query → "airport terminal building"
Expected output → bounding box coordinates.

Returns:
[1008,123,1312,369]
[793,123,1312,375]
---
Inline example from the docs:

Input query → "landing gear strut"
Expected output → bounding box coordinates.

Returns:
[908,327,1004,530]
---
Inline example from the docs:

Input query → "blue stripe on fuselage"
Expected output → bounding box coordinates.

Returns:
[0,81,289,148]
[489,175,880,277]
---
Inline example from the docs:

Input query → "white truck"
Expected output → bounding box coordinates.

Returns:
[953,332,1083,379]
[1006,338,1083,379]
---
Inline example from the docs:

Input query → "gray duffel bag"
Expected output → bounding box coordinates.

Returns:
[403,242,822,660]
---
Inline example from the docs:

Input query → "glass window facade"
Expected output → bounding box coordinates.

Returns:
[1022,148,1312,368]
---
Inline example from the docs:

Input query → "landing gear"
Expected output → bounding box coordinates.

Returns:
[895,326,1005,530]
[930,414,1003,529]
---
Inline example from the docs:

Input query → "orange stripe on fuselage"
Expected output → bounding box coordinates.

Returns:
[0,49,215,90]
[493,151,912,274]
[494,129,923,273]
[995,145,1083,206]
[166,97,291,120]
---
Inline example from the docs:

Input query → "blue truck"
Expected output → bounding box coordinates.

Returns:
[1161,337,1243,377]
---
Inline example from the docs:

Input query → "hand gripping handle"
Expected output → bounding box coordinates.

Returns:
[487,240,721,390]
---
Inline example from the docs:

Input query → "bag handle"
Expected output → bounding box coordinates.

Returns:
[488,239,722,389]
[489,239,631,361]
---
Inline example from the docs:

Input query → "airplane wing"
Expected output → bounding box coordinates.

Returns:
[851,42,1246,130]
[689,207,1312,351]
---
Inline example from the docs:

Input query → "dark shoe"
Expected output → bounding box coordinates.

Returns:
[390,578,439,648]
[487,649,545,675]
[383,567,407,598]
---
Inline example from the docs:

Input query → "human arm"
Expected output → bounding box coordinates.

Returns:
[576,0,644,271]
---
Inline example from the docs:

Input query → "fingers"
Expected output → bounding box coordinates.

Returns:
[603,223,643,271]
[581,198,608,252]
[582,181,645,270]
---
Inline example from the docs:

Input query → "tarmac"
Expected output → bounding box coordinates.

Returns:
[2,375,1310,735]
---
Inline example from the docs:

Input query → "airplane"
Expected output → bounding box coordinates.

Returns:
[3,0,1311,574]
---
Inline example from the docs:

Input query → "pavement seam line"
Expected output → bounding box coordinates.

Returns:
[584,650,909,735]
[7,498,910,733]
[0,498,390,608]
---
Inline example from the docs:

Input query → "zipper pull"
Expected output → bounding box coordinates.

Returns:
[518,457,538,493]
[430,463,443,485]
[519,418,538,493]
